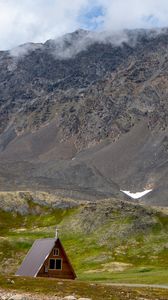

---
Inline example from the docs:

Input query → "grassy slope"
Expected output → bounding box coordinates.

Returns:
[0,197,168,286]
[1,276,168,300]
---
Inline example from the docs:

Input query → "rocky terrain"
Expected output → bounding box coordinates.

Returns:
[1,284,168,300]
[0,28,167,205]
[0,289,91,300]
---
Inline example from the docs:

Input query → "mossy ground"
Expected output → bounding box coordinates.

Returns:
[0,275,168,300]
[0,198,168,296]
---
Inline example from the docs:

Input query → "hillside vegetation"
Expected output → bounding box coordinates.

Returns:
[0,192,168,284]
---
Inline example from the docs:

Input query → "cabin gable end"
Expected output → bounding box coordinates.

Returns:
[37,239,76,279]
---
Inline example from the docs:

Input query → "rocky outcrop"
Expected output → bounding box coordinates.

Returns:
[0,29,167,204]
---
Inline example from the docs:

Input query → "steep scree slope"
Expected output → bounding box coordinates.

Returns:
[0,29,167,205]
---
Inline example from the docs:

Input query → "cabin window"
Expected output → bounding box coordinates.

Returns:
[49,258,62,270]
[49,259,55,269]
[53,248,59,256]
[56,259,62,270]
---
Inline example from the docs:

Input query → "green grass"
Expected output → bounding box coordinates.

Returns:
[0,199,168,287]
[79,267,168,284]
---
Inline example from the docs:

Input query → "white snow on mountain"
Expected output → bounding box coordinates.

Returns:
[121,189,153,199]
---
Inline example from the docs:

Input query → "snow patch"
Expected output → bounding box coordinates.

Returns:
[121,189,153,199]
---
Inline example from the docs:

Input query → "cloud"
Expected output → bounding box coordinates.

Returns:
[0,0,89,50]
[99,0,168,31]
[1,0,168,50]
[47,29,129,60]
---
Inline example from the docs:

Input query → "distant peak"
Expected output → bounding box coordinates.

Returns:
[72,28,90,35]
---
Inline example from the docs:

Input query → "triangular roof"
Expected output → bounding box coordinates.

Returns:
[16,237,76,278]
[16,238,56,277]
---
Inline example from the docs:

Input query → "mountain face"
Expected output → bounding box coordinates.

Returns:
[0,29,167,205]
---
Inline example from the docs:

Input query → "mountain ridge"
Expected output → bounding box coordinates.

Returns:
[0,29,167,205]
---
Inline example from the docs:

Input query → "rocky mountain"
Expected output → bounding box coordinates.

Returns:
[0,28,167,205]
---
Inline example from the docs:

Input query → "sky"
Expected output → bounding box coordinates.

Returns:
[1,0,168,50]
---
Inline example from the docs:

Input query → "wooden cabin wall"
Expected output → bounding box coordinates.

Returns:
[37,240,75,279]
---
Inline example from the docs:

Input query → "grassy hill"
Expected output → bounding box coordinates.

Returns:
[0,192,168,285]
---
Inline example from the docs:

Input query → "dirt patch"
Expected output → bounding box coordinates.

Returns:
[85,261,132,273]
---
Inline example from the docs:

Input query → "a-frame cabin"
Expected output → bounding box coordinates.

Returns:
[16,232,76,280]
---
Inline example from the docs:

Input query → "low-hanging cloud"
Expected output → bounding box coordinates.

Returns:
[0,0,89,50]
[1,0,168,50]
[47,29,130,60]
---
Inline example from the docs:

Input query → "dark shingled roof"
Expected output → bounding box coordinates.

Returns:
[16,238,56,277]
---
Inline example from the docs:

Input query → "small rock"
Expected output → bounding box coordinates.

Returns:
[1,296,8,300]
[63,296,77,300]
[8,295,28,300]
[78,298,92,300]
[7,279,14,284]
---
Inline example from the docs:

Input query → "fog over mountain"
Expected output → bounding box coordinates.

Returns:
[1,0,168,50]
[0,29,167,206]
[9,28,168,59]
